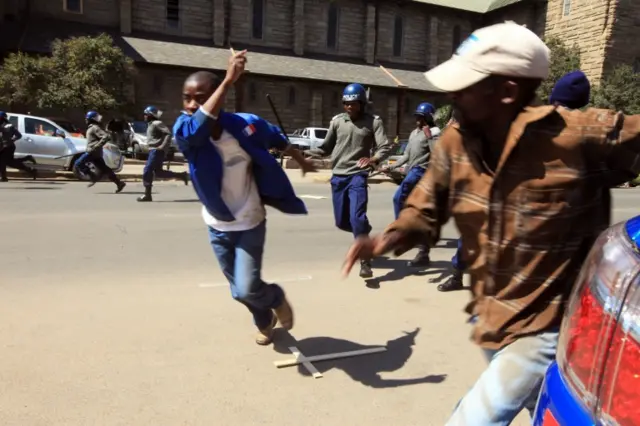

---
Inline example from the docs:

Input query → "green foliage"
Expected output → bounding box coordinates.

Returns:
[538,37,581,103]
[0,34,135,113]
[591,64,640,114]
[434,104,452,129]
[0,52,50,111]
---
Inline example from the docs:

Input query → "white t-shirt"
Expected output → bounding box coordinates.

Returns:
[202,130,266,232]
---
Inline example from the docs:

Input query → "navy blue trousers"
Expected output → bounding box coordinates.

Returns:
[392,166,426,219]
[143,149,182,187]
[330,173,372,238]
[452,238,465,271]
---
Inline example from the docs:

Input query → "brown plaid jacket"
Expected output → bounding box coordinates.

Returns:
[387,105,640,350]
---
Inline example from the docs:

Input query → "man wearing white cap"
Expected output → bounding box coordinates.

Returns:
[342,22,640,425]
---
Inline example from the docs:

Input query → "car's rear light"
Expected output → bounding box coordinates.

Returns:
[556,221,640,422]
[598,278,640,426]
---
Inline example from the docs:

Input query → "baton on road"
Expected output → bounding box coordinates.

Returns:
[266,94,291,167]
[54,152,85,160]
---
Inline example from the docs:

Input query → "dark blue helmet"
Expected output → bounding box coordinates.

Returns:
[0,111,7,120]
[144,105,160,119]
[415,102,435,117]
[85,110,101,122]
[342,83,367,103]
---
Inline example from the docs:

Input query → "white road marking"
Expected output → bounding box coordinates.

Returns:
[299,195,327,200]
[198,275,313,288]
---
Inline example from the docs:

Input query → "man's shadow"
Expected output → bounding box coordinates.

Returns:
[272,327,446,388]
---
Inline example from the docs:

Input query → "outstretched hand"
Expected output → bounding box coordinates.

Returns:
[342,234,394,277]
[225,49,247,84]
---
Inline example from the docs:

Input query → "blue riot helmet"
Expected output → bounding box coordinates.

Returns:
[0,111,7,122]
[85,110,102,123]
[342,83,367,104]
[143,105,161,120]
[415,102,435,117]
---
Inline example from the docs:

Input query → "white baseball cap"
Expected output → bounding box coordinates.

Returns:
[424,22,550,92]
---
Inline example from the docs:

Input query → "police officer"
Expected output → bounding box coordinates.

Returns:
[137,106,189,202]
[74,111,126,192]
[0,111,37,181]
[308,83,392,278]
[386,102,441,267]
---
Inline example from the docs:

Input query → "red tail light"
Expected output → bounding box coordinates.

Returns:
[557,222,640,425]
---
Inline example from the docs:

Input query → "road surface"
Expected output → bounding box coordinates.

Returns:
[1,177,637,426]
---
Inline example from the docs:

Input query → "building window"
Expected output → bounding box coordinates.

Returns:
[634,58,640,73]
[452,25,461,54]
[166,0,180,28]
[63,0,83,14]
[332,91,339,107]
[393,15,404,57]
[563,0,571,16]
[248,83,257,102]
[252,0,265,40]
[288,87,296,105]
[327,3,339,50]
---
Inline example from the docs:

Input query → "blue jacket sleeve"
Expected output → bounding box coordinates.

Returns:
[173,109,213,153]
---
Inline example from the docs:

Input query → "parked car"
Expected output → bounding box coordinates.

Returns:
[533,216,640,426]
[46,117,85,138]
[6,113,124,176]
[127,120,179,160]
[288,127,328,150]
[378,140,408,185]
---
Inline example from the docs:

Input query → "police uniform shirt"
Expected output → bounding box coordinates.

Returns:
[310,112,392,176]
[146,120,173,154]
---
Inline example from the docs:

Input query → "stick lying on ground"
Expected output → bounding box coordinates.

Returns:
[274,346,387,368]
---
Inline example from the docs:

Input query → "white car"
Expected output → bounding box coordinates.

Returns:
[127,121,179,160]
[6,113,125,176]
[287,127,328,150]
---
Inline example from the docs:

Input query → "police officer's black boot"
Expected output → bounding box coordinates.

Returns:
[437,269,464,292]
[29,167,37,180]
[137,186,153,202]
[407,247,430,268]
[115,180,126,193]
[181,172,189,186]
[359,259,373,278]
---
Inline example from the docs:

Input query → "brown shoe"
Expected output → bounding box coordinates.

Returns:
[255,314,277,346]
[274,298,294,331]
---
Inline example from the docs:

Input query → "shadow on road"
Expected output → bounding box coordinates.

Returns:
[0,186,61,190]
[2,180,67,185]
[272,327,447,388]
[365,257,453,289]
[96,191,146,195]
[155,199,201,203]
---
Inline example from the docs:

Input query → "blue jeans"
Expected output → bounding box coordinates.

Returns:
[446,329,559,426]
[143,149,182,187]
[393,166,425,219]
[452,239,465,271]
[330,173,372,238]
[207,220,284,329]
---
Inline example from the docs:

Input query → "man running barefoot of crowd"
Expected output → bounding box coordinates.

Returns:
[343,22,640,425]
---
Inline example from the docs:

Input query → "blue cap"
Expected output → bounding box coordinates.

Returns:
[415,102,435,117]
[0,111,7,120]
[342,83,367,103]
[85,110,100,121]
[144,105,159,118]
[549,71,590,110]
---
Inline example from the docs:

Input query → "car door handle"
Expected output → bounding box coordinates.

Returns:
[24,137,34,142]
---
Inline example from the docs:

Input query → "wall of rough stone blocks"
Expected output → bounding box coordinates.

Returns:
[132,0,213,40]
[229,0,295,50]
[603,0,640,75]
[376,2,428,67]
[304,0,366,59]
[30,0,119,26]
[544,0,611,83]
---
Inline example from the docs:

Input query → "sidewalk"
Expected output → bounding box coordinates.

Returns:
[6,161,393,184]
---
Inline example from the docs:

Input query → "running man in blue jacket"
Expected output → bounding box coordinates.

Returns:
[173,51,317,345]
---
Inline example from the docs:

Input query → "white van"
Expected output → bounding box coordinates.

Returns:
[5,113,125,175]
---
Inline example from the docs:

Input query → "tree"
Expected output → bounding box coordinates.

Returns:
[39,34,136,112]
[0,52,50,112]
[591,64,640,114]
[537,37,581,103]
[434,104,452,129]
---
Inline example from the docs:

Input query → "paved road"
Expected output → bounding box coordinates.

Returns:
[1,177,638,426]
